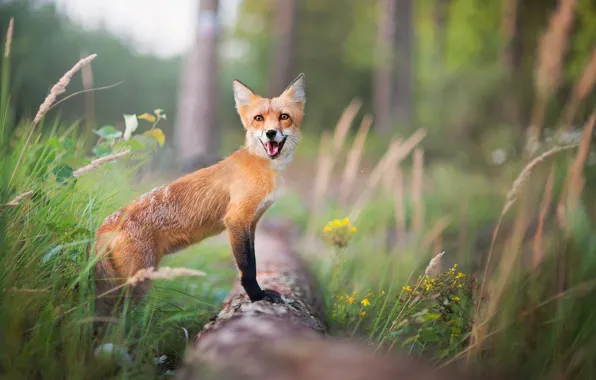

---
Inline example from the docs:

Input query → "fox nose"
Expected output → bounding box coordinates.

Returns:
[265,130,277,140]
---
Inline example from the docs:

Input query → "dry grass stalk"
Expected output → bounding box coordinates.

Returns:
[34,54,97,125]
[457,203,469,264]
[381,153,398,195]
[556,112,596,227]
[81,51,96,144]
[349,129,427,221]
[4,17,14,58]
[348,139,401,221]
[533,164,556,269]
[472,142,578,359]
[126,266,206,286]
[339,115,372,204]
[310,100,361,213]
[422,217,451,249]
[411,148,425,233]
[310,131,333,211]
[535,0,576,98]
[8,54,98,188]
[471,190,533,359]
[73,149,131,177]
[424,251,445,278]
[393,165,406,241]
[566,111,595,205]
[332,98,361,153]
[526,0,577,154]
[3,190,33,207]
[559,47,596,128]
[502,143,578,218]
[3,150,130,207]
[5,286,49,294]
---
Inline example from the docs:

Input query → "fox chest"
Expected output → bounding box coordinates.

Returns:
[254,176,284,221]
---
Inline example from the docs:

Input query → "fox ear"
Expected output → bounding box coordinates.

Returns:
[281,73,306,104]
[232,80,256,108]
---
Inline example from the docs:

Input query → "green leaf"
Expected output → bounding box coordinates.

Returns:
[43,246,62,263]
[93,125,122,140]
[134,135,160,151]
[115,137,145,152]
[93,142,112,157]
[419,328,441,342]
[401,335,419,347]
[53,165,73,182]
[144,128,166,146]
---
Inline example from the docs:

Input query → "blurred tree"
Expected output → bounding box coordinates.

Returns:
[394,0,414,129]
[433,0,450,69]
[175,0,221,171]
[268,0,298,96]
[499,0,522,129]
[374,0,397,134]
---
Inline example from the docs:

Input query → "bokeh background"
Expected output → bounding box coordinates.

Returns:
[2,0,595,172]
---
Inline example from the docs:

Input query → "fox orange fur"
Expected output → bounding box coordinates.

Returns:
[92,74,305,315]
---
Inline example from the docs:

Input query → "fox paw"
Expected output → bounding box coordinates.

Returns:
[261,289,284,304]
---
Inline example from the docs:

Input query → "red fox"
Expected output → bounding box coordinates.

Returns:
[92,74,305,314]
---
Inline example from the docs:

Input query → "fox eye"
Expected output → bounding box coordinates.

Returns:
[254,115,264,122]
[279,113,290,120]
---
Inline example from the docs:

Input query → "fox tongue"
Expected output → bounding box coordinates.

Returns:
[265,141,279,156]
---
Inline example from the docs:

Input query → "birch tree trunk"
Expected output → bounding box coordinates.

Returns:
[177,221,485,380]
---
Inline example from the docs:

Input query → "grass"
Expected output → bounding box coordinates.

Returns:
[2,18,596,380]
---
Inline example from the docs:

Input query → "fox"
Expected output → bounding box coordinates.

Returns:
[91,73,305,315]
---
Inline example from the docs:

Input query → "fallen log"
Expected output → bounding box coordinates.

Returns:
[177,220,487,380]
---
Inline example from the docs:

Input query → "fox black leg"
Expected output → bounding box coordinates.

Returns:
[250,222,283,303]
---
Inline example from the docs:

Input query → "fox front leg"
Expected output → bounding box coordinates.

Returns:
[226,220,282,303]
[249,221,283,303]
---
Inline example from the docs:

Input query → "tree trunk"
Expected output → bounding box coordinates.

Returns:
[499,0,522,130]
[175,0,220,172]
[394,0,414,129]
[433,0,449,69]
[374,0,397,134]
[431,0,449,131]
[177,220,485,380]
[499,0,519,74]
[269,0,298,97]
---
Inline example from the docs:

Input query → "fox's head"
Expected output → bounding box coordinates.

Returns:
[233,74,305,163]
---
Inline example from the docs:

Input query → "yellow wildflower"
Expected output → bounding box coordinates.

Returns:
[346,296,356,304]
[350,226,357,233]
[456,272,465,279]
[359,311,366,318]
[402,285,412,292]
[342,217,350,225]
[361,298,371,307]
[453,296,460,302]
[323,225,332,232]
[380,290,386,295]
[332,219,342,227]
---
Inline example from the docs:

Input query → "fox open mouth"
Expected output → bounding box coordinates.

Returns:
[262,137,287,159]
